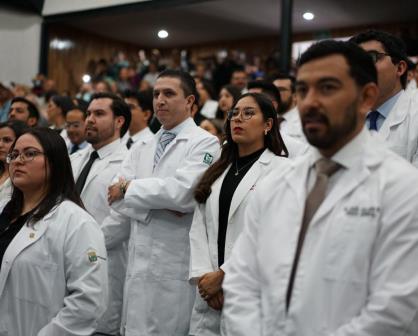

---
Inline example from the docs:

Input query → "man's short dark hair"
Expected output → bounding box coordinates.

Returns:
[273,73,296,93]
[247,80,282,107]
[89,92,131,137]
[349,30,408,88]
[157,69,197,98]
[10,96,40,122]
[124,89,154,113]
[124,89,154,125]
[298,40,377,87]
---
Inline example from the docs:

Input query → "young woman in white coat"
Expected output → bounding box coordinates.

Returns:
[0,128,108,336]
[189,92,291,335]
[0,120,27,210]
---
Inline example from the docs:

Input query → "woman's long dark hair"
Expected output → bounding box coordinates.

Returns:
[195,92,288,203]
[0,120,28,175]
[215,84,242,119]
[3,127,84,223]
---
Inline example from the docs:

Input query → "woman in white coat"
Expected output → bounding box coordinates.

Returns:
[0,128,108,336]
[0,120,27,210]
[189,93,291,335]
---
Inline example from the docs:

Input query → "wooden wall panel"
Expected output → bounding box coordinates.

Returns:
[48,24,142,94]
[47,20,418,94]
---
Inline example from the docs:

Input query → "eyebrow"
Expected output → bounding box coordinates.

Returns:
[12,146,42,152]
[296,77,342,86]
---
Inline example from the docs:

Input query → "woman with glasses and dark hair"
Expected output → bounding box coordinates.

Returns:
[0,120,28,209]
[0,128,108,336]
[188,93,290,335]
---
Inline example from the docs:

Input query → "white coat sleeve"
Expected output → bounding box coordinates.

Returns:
[221,192,262,336]
[101,209,131,250]
[113,136,220,215]
[189,203,215,283]
[37,217,108,336]
[331,177,418,335]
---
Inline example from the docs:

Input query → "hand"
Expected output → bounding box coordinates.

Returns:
[198,269,225,299]
[206,290,224,311]
[108,177,130,205]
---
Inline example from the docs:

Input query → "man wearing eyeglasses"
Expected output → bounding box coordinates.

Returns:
[350,30,418,168]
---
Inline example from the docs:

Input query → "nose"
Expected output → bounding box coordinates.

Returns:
[298,88,320,112]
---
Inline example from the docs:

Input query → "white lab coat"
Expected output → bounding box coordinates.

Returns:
[280,107,306,142]
[107,118,220,336]
[222,129,418,335]
[373,89,418,167]
[71,139,128,335]
[0,200,108,336]
[188,149,290,336]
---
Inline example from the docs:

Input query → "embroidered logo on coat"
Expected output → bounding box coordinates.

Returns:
[203,153,214,165]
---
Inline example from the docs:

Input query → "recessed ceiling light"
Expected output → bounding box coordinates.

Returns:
[82,74,91,83]
[303,12,314,21]
[158,30,169,39]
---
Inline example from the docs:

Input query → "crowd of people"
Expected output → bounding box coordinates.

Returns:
[0,29,418,336]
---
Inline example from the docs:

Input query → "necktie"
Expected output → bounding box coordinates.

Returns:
[286,158,341,311]
[126,137,134,149]
[154,131,176,168]
[368,110,380,131]
[70,144,79,154]
[75,151,99,195]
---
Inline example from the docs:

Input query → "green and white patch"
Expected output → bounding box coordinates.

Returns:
[203,153,214,165]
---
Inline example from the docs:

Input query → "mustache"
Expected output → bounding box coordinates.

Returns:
[301,109,329,126]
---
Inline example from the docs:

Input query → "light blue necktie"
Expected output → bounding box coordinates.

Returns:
[154,131,176,168]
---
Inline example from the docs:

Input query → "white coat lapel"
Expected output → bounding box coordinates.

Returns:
[227,150,274,222]
[378,91,408,140]
[283,158,310,213]
[0,213,50,296]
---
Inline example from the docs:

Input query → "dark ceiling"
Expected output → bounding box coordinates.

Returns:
[43,0,418,49]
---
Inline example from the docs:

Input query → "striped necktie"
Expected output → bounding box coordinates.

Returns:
[154,131,176,168]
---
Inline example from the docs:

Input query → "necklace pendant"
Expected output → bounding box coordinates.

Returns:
[235,171,239,176]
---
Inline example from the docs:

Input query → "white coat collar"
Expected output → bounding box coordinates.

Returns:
[378,90,411,139]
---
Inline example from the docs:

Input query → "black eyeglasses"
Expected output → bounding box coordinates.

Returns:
[6,149,45,164]
[366,50,391,64]
[227,108,256,121]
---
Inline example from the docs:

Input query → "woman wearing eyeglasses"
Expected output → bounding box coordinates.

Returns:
[0,128,108,336]
[189,93,291,335]
[0,120,28,210]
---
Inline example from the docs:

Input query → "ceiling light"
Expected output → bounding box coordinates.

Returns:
[82,74,91,83]
[158,30,169,39]
[303,12,314,21]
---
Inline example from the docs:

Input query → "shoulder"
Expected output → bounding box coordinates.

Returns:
[47,200,98,228]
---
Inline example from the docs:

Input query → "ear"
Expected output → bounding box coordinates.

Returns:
[397,60,408,78]
[143,110,152,122]
[27,117,37,127]
[115,115,125,130]
[358,82,379,118]
[185,94,195,111]
[264,117,274,132]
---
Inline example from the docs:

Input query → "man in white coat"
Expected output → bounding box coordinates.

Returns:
[71,92,131,335]
[222,40,418,335]
[350,30,418,167]
[106,70,220,336]
[123,90,154,149]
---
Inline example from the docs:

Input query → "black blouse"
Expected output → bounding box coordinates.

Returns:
[217,148,265,266]
[0,211,33,270]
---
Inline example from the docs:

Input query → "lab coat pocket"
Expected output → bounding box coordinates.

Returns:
[151,240,189,280]
[12,257,58,308]
[324,209,378,285]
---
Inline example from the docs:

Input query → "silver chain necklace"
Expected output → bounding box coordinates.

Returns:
[234,157,258,176]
